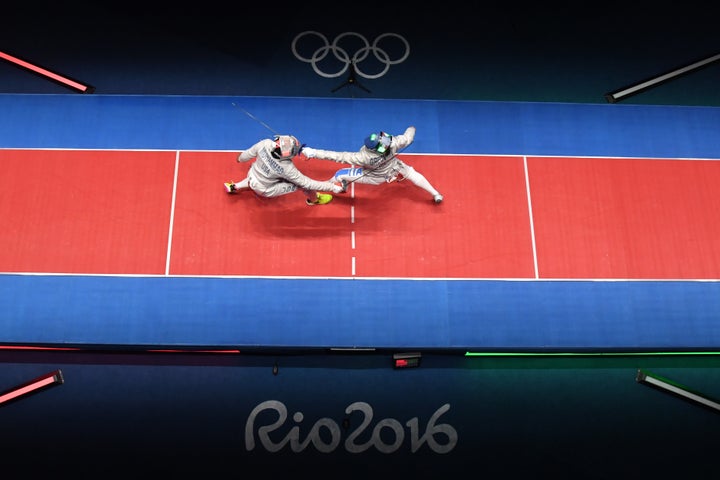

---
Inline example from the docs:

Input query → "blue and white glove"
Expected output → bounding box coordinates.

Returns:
[302,147,317,158]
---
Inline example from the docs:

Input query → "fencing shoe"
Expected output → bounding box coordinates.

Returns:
[306,193,333,206]
[224,182,237,194]
[433,193,444,204]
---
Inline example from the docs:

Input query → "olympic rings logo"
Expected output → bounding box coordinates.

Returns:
[291,31,410,80]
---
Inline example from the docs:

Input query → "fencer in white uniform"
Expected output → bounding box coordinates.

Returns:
[302,126,443,204]
[225,134,344,205]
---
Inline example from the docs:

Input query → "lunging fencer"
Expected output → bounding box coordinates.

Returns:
[224,134,345,205]
[302,126,443,204]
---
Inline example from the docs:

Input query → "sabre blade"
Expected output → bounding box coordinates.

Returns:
[231,103,279,136]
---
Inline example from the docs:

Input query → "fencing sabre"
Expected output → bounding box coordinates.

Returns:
[230,102,279,136]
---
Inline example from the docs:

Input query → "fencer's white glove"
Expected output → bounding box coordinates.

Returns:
[332,183,345,194]
[302,147,317,158]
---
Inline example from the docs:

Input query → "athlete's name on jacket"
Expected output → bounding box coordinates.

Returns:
[260,151,285,175]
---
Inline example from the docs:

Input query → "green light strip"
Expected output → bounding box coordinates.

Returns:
[464,351,720,357]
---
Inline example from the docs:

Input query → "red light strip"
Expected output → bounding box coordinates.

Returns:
[0,370,64,406]
[0,50,93,93]
[0,344,240,354]
[0,345,80,351]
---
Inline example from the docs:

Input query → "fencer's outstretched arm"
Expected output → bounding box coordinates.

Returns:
[281,162,345,193]
[303,126,416,166]
[303,146,365,165]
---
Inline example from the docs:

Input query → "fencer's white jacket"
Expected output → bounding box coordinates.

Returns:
[239,138,340,194]
[309,126,415,181]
